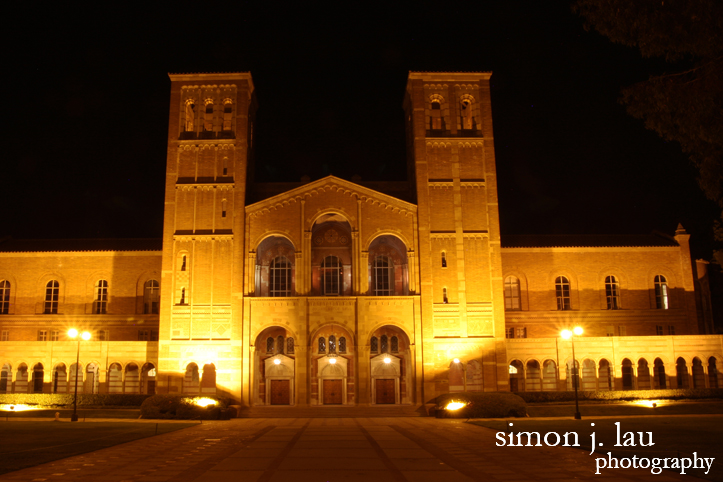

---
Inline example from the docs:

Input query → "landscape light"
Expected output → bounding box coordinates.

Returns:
[445,402,466,411]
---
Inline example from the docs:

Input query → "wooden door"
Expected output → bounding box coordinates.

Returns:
[375,379,395,404]
[323,379,342,404]
[270,379,290,405]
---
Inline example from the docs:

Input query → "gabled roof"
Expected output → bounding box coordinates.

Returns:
[245,175,417,216]
[0,238,163,253]
[501,233,679,248]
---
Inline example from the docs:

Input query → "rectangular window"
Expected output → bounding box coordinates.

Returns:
[38,330,47,341]
[98,330,109,341]
[505,328,514,339]
[516,327,527,339]
[1,331,8,341]
[656,325,664,336]
[138,330,149,341]
[50,330,59,341]
[618,326,627,336]
[606,325,614,337]
[668,325,675,335]
[150,330,159,342]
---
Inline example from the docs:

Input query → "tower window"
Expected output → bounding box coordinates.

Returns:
[144,280,160,314]
[443,287,448,304]
[0,280,10,314]
[266,337,274,353]
[222,157,228,176]
[204,99,214,131]
[184,100,195,132]
[181,255,187,271]
[654,275,668,309]
[222,99,233,131]
[179,287,186,305]
[605,276,620,309]
[555,276,570,310]
[504,276,520,311]
[441,251,447,268]
[45,280,59,314]
[94,280,108,314]
[222,199,227,218]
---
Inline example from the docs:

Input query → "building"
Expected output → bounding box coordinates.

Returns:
[0,72,720,405]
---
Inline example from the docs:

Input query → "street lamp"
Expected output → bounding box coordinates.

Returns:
[68,329,91,422]
[561,326,583,420]
[452,358,467,392]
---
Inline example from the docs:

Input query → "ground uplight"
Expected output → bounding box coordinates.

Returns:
[445,402,466,411]
[0,404,45,412]
[188,397,217,408]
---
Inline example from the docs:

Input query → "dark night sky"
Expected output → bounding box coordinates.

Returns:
[2,1,718,259]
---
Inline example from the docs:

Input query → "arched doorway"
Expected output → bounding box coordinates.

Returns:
[581,359,596,390]
[368,326,410,404]
[140,363,156,394]
[254,326,296,405]
[509,360,524,392]
[318,356,347,405]
[15,364,28,393]
[85,363,99,394]
[621,359,634,390]
[125,364,140,393]
[265,356,294,405]
[108,363,123,393]
[676,358,689,388]
[542,360,557,391]
[183,363,199,394]
[0,363,11,392]
[692,358,705,388]
[637,359,651,390]
[598,359,613,391]
[53,364,67,393]
[32,363,44,393]
[709,357,720,388]
[526,360,541,391]
[371,354,399,404]
[201,363,217,394]
[654,358,667,389]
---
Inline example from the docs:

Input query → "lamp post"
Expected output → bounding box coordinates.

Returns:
[68,329,90,422]
[452,358,467,392]
[561,327,583,420]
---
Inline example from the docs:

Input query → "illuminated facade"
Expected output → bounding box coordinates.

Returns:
[0,72,720,405]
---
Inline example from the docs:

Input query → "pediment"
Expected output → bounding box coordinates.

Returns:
[246,176,417,218]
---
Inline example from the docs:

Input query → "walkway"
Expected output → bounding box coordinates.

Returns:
[0,418,695,481]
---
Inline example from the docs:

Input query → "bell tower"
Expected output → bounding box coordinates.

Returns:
[158,73,256,399]
[404,72,508,396]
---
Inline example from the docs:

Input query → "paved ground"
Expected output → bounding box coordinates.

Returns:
[0,417,700,481]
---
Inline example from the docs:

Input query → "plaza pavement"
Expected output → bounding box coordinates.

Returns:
[0,417,697,482]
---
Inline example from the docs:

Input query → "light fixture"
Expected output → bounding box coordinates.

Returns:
[453,358,460,364]
[273,358,281,365]
[329,357,337,365]
[68,328,91,422]
[383,357,391,364]
[561,326,583,420]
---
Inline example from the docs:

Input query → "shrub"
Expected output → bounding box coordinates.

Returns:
[139,394,229,420]
[515,388,723,403]
[0,393,150,407]
[435,392,527,418]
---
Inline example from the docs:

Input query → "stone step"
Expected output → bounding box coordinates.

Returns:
[237,404,428,418]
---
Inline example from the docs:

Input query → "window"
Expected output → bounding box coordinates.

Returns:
[373,256,394,296]
[381,335,388,353]
[618,326,627,336]
[266,337,274,353]
[655,275,669,309]
[45,280,59,314]
[668,325,676,335]
[606,325,614,337]
[287,337,295,354]
[338,336,346,354]
[270,256,291,297]
[391,336,399,353]
[181,255,187,271]
[185,100,195,132]
[179,287,186,305]
[221,199,227,218]
[460,96,475,130]
[222,99,233,130]
[150,330,159,342]
[321,256,342,295]
[98,330,109,341]
[443,287,448,304]
[329,335,336,353]
[0,280,10,314]
[38,330,47,341]
[1,330,8,341]
[505,328,514,339]
[504,276,520,311]
[204,99,213,131]
[222,157,228,176]
[144,280,160,314]
[138,330,149,341]
[50,330,59,341]
[318,337,326,353]
[516,327,527,339]
[656,325,664,336]
[94,279,108,314]
[370,336,378,353]
[441,251,447,268]
[277,335,284,354]
[605,276,620,309]
[555,276,570,310]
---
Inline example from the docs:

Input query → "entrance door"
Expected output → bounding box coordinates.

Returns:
[147,380,156,395]
[323,379,342,404]
[270,380,290,405]
[375,379,395,404]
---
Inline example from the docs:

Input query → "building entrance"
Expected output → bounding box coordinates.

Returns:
[375,379,395,404]
[323,379,342,404]
[270,379,290,405]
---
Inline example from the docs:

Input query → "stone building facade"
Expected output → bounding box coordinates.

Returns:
[0,72,721,405]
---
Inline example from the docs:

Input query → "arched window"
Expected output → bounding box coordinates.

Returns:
[709,357,719,389]
[204,99,214,131]
[329,335,336,354]
[277,335,285,354]
[654,275,668,309]
[144,280,160,314]
[443,287,448,304]
[94,280,108,314]
[180,254,187,272]
[184,100,195,132]
[287,337,295,354]
[654,358,666,389]
[676,357,689,388]
[270,256,292,297]
[430,95,444,130]
[321,256,342,296]
[221,199,227,218]
[179,287,186,305]
[318,337,326,353]
[555,276,570,310]
[370,336,378,353]
[460,96,475,130]
[338,337,346,354]
[222,157,228,176]
[391,336,399,353]
[622,359,634,390]
[222,99,233,131]
[605,276,620,309]
[45,280,59,314]
[504,276,520,311]
[441,251,447,268]
[0,280,10,314]
[381,335,388,353]
[266,337,274,353]
[373,256,394,296]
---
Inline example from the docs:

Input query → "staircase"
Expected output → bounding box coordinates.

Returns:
[236,404,428,418]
